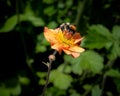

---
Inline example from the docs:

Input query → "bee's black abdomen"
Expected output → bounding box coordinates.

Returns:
[59,23,76,34]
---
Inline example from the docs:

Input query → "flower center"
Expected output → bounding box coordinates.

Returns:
[57,30,74,46]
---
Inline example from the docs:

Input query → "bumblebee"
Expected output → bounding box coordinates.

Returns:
[59,23,76,35]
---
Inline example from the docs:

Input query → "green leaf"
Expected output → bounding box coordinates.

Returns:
[44,6,56,16]
[38,79,46,85]
[70,92,80,96]
[24,3,34,16]
[64,55,74,64]
[114,79,120,93]
[23,4,45,27]
[46,87,66,96]
[8,84,21,95]
[43,0,55,4]
[79,50,104,74]
[58,2,65,8]
[19,77,30,85]
[0,15,17,32]
[66,0,73,7]
[112,25,120,40]
[0,14,27,33]
[72,61,83,75]
[64,55,83,75]
[0,87,10,96]
[27,16,45,27]
[67,51,104,74]
[36,72,46,78]
[69,89,81,96]
[81,25,112,49]
[57,64,72,73]
[37,33,44,41]
[41,39,50,46]
[36,72,46,85]
[92,85,101,96]
[35,33,49,53]
[47,21,58,29]
[50,70,73,89]
[107,42,120,60]
[83,84,92,90]
[89,25,111,36]
[35,45,47,53]
[37,33,49,46]
[105,69,120,78]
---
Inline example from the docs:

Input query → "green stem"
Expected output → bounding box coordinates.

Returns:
[74,0,87,27]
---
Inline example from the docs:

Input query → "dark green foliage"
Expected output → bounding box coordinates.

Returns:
[0,0,120,96]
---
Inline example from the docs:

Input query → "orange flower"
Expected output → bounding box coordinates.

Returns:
[44,27,85,58]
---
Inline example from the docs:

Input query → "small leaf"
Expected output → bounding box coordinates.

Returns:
[24,4,34,16]
[19,77,30,85]
[58,2,65,8]
[70,92,80,96]
[81,25,112,49]
[64,55,74,63]
[0,87,10,96]
[8,84,21,95]
[64,55,83,75]
[28,16,45,27]
[43,0,55,4]
[66,0,73,7]
[35,33,48,53]
[107,42,120,60]
[79,50,104,74]
[72,61,83,75]
[92,85,101,96]
[26,58,34,66]
[41,39,50,46]
[89,25,111,36]
[36,72,47,87]
[46,87,66,96]
[83,84,92,90]
[114,79,120,93]
[69,89,81,96]
[105,69,120,78]
[36,72,46,78]
[47,21,58,29]
[0,14,27,33]
[57,64,72,73]
[38,79,46,85]
[112,25,120,40]
[35,45,47,53]
[37,33,49,46]
[0,15,17,32]
[23,4,45,27]
[44,6,56,16]
[50,70,73,89]
[68,51,104,74]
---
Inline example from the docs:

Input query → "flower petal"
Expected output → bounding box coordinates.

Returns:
[63,48,80,58]
[44,27,58,43]
[69,46,85,53]
[73,32,82,39]
[63,46,85,58]
[73,33,84,44]
[51,43,62,54]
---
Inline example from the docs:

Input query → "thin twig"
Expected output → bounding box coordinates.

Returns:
[41,51,57,96]
[100,60,115,96]
[100,74,107,96]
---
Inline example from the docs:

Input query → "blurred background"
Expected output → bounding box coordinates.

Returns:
[0,0,120,96]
